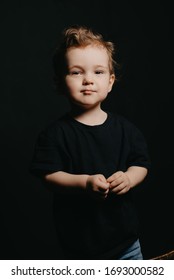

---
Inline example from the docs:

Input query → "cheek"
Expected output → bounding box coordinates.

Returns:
[101,80,113,93]
[65,79,75,90]
[65,80,81,97]
[108,80,114,92]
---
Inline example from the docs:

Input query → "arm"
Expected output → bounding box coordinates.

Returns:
[125,166,148,187]
[44,171,89,190]
[107,166,148,195]
[44,171,110,198]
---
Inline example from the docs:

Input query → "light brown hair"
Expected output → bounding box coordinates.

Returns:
[53,25,119,91]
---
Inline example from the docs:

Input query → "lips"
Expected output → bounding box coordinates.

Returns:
[81,89,95,95]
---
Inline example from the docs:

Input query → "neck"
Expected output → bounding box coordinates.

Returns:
[70,105,107,126]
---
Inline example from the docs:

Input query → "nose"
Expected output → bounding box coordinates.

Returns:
[82,73,94,85]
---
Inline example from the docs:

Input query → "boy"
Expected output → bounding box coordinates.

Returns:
[30,25,151,259]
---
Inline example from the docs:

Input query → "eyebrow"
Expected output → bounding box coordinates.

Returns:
[94,65,108,69]
[69,65,108,69]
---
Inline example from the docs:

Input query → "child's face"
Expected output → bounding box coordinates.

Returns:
[64,45,115,109]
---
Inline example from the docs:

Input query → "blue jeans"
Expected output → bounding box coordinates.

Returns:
[117,239,143,260]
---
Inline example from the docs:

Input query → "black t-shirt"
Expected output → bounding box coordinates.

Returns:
[30,112,151,259]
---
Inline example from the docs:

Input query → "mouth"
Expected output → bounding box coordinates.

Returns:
[81,90,95,95]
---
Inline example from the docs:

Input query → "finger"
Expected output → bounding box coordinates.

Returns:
[98,190,108,197]
[107,174,116,183]
[109,177,124,189]
[110,182,125,193]
[94,190,108,199]
[98,181,110,191]
[116,186,130,195]
[111,184,130,195]
[100,188,110,194]
[99,174,106,181]
[107,172,122,183]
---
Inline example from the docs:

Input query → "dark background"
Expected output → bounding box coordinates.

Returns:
[1,0,173,259]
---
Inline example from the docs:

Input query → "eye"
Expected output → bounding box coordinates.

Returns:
[95,70,104,74]
[72,71,80,75]
[69,69,82,75]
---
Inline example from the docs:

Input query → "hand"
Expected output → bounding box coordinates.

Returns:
[86,174,110,200]
[107,171,131,195]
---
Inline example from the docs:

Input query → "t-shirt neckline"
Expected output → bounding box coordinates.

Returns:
[69,111,112,129]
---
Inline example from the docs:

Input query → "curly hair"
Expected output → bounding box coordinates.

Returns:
[53,25,119,91]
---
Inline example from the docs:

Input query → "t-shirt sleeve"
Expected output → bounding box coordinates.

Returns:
[127,124,151,170]
[30,128,66,176]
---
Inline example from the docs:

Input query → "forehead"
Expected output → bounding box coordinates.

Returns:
[65,45,109,66]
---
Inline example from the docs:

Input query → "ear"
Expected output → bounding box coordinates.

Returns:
[108,74,115,92]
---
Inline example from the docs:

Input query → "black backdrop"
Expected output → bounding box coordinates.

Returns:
[1,0,173,260]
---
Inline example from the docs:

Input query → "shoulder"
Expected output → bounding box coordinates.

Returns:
[36,114,70,141]
[109,112,140,131]
[109,112,148,144]
[45,114,71,130]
